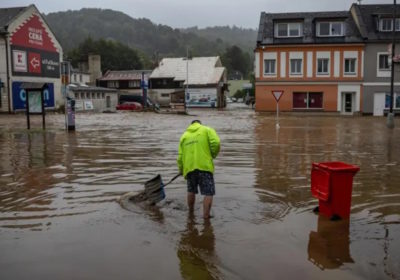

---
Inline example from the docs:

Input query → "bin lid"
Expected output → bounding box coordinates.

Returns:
[314,162,359,173]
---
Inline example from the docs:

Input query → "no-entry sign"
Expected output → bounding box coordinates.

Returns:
[272,90,284,102]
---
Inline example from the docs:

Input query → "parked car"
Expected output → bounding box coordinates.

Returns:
[116,102,143,111]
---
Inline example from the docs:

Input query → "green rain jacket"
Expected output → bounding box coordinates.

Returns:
[177,122,220,178]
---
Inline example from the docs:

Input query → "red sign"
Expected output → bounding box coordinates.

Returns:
[272,90,284,102]
[28,52,41,73]
[10,14,58,52]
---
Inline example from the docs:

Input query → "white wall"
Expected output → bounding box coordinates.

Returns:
[255,52,260,78]
[337,84,361,112]
[0,39,8,112]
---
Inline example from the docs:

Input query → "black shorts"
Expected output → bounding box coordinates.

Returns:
[186,170,215,196]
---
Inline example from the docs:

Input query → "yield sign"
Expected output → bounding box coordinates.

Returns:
[272,90,284,102]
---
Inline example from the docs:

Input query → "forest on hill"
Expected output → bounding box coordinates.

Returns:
[45,8,257,77]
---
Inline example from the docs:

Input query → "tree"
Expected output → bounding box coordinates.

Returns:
[66,38,144,72]
[221,45,252,79]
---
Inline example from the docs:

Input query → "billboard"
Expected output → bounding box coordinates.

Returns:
[186,89,217,108]
[12,81,55,110]
[10,14,60,78]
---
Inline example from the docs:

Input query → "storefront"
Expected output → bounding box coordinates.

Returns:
[0,4,63,113]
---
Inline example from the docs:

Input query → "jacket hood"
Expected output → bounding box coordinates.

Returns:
[187,122,202,132]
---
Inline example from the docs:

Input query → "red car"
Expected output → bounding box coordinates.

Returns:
[116,102,143,111]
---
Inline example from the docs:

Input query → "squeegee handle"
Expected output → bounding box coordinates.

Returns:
[164,173,181,187]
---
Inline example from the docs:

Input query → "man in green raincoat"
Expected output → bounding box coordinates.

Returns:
[177,120,220,219]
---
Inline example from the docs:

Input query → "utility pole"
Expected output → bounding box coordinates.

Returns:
[387,0,397,128]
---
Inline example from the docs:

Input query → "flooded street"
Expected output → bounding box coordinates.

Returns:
[0,107,399,280]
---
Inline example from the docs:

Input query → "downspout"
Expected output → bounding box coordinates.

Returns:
[3,29,11,113]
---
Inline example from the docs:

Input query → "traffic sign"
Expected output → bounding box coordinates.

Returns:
[272,90,284,102]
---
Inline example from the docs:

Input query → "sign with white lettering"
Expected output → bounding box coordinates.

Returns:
[10,14,60,78]
[12,81,55,110]
[11,46,60,77]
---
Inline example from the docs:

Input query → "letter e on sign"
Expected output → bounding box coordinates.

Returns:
[272,90,284,103]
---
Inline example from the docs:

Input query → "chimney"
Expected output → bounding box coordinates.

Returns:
[88,54,102,85]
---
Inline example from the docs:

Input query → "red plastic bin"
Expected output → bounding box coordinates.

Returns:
[311,162,359,219]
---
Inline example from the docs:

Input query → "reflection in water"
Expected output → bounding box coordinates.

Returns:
[0,112,399,279]
[177,215,220,280]
[308,215,353,270]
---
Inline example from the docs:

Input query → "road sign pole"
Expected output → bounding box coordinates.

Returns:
[276,102,280,129]
[272,90,284,129]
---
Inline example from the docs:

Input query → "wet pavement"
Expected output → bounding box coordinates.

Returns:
[0,106,399,280]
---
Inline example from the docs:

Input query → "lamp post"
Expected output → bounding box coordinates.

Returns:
[387,0,397,129]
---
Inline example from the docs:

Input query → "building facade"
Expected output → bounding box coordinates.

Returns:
[68,84,118,113]
[351,4,400,116]
[0,5,63,113]
[255,11,364,114]
[149,57,227,108]
[97,70,151,104]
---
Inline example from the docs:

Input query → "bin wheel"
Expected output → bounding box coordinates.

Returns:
[330,214,341,221]
[312,206,319,213]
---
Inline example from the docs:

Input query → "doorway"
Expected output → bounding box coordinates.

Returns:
[341,92,354,114]
[106,96,111,108]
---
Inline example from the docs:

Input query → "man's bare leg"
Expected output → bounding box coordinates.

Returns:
[203,195,213,219]
[187,192,195,212]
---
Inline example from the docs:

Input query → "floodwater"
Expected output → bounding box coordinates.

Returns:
[0,106,399,280]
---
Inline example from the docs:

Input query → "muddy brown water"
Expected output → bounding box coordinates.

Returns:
[0,108,399,280]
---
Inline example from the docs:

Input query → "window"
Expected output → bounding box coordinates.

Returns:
[293,92,323,109]
[74,92,79,99]
[380,18,400,31]
[317,58,329,75]
[290,59,302,75]
[107,81,119,88]
[79,74,82,82]
[275,22,303,37]
[381,18,392,31]
[385,93,400,109]
[102,93,105,99]
[378,54,390,70]
[264,59,276,75]
[344,58,356,74]
[161,93,170,98]
[129,80,141,88]
[317,22,344,36]
[74,74,77,82]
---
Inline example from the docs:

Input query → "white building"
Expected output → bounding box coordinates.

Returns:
[0,4,63,113]
[149,56,227,108]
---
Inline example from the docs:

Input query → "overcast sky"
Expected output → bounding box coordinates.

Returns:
[0,0,394,29]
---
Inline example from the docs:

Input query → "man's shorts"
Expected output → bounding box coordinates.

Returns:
[186,170,215,196]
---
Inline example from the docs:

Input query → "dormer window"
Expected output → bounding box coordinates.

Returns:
[317,22,344,37]
[379,18,400,32]
[275,22,303,38]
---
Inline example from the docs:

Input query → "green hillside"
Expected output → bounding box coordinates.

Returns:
[45,8,256,58]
